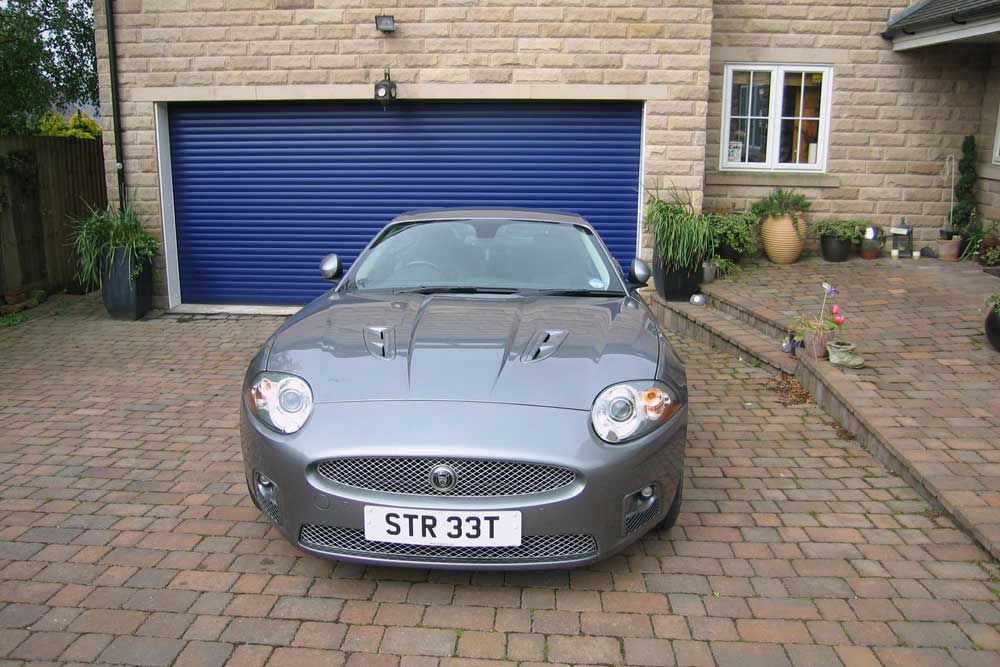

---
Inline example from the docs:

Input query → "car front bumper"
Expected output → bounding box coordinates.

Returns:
[241,400,685,569]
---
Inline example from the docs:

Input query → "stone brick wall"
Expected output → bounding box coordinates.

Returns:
[703,0,990,244]
[94,0,715,304]
[975,46,1000,233]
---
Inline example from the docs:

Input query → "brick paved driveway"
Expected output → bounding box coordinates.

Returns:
[1,300,998,666]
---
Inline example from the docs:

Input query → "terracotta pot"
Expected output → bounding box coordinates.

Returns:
[761,215,806,264]
[802,330,828,359]
[937,237,962,261]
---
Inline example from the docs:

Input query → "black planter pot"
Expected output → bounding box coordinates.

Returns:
[101,246,152,320]
[716,242,741,262]
[820,234,852,262]
[652,250,702,301]
[986,308,1000,353]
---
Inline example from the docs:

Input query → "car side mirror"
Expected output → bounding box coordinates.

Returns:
[629,258,650,287]
[320,253,343,281]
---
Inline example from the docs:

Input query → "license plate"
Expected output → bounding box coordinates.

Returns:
[363,505,522,547]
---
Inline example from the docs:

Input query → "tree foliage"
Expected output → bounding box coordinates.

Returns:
[36,110,101,139]
[951,135,978,236]
[0,0,97,135]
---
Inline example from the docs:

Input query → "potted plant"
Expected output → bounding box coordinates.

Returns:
[74,201,158,320]
[985,294,1000,353]
[951,135,978,258]
[811,219,864,262]
[645,191,713,301]
[983,292,1000,352]
[980,246,1000,278]
[794,282,843,359]
[938,231,963,261]
[706,209,758,261]
[750,188,811,264]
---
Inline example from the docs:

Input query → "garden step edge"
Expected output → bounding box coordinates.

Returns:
[644,292,797,375]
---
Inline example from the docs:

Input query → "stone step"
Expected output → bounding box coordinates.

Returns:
[650,295,797,375]
[701,283,793,342]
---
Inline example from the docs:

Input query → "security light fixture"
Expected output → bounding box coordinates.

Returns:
[375,15,395,33]
[374,68,396,107]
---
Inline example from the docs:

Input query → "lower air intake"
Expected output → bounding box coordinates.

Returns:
[299,525,597,562]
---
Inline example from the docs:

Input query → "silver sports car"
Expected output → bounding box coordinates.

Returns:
[241,209,687,569]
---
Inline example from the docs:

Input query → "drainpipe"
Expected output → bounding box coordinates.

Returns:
[104,0,126,211]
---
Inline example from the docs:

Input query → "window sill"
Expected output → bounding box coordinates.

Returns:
[706,171,841,188]
[980,162,1000,181]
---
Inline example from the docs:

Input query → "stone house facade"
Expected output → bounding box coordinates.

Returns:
[94,0,1000,307]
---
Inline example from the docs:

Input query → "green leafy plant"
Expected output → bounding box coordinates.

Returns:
[0,312,30,327]
[644,190,714,273]
[793,282,845,341]
[981,246,1000,267]
[73,199,158,290]
[989,294,1000,316]
[711,257,739,277]
[706,209,758,257]
[810,219,865,243]
[749,187,811,222]
[952,135,977,239]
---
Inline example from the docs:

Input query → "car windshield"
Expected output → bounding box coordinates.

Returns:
[344,219,623,293]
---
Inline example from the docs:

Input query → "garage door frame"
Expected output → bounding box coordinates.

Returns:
[154,101,647,309]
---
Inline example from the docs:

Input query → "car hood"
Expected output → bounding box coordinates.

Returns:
[265,291,663,410]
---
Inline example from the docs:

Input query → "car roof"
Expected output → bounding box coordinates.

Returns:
[390,208,592,228]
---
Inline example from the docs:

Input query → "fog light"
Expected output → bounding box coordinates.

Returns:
[256,472,277,505]
[640,485,654,499]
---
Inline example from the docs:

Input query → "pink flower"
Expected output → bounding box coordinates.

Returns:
[831,305,840,314]
[834,315,845,326]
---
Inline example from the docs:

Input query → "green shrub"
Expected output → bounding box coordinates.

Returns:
[36,111,101,139]
[810,219,866,243]
[644,191,714,272]
[749,187,811,222]
[706,209,758,256]
[73,200,158,290]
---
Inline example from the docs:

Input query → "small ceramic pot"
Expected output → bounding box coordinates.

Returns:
[937,237,962,261]
[802,330,828,359]
[702,261,717,283]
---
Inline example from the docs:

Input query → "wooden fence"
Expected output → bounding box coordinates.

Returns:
[0,136,107,303]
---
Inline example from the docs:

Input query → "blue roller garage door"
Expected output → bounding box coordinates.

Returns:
[169,100,643,304]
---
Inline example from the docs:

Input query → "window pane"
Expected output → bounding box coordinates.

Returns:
[779,118,820,164]
[727,117,749,162]
[802,71,824,118]
[750,71,771,116]
[782,71,803,117]
[747,118,769,163]
[730,71,751,116]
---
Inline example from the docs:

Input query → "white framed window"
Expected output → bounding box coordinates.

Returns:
[720,64,833,173]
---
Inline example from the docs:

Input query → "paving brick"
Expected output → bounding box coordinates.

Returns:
[99,635,185,666]
[268,647,346,667]
[546,635,622,664]
[175,640,234,667]
[380,627,455,657]
[221,618,298,646]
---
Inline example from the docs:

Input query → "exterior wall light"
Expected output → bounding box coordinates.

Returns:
[374,68,397,106]
[375,15,395,33]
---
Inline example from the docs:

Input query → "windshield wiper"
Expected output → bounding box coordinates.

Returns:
[534,289,626,297]
[393,286,522,295]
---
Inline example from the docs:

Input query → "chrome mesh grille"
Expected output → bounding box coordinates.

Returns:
[300,525,597,562]
[625,499,661,535]
[315,457,576,497]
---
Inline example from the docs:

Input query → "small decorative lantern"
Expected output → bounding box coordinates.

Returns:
[890,219,913,259]
[861,225,884,259]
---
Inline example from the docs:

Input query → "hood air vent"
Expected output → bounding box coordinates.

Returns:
[363,326,396,360]
[521,330,567,363]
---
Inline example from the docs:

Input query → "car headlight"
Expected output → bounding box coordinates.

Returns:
[245,372,313,434]
[591,380,680,444]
